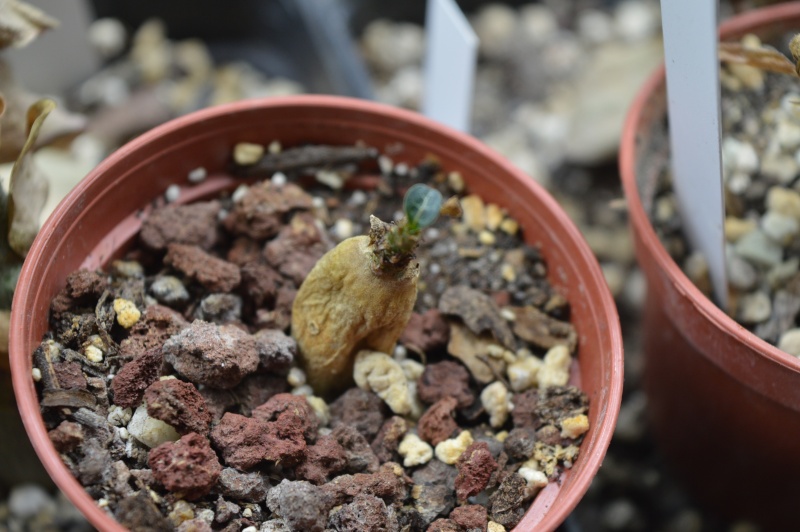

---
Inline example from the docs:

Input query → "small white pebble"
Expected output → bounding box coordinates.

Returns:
[429,263,442,275]
[98,498,109,508]
[197,509,214,524]
[378,155,394,175]
[31,368,42,382]
[395,162,409,176]
[488,521,506,532]
[398,433,433,467]
[118,427,129,440]
[434,430,474,464]
[507,355,544,392]
[233,142,264,165]
[84,345,104,363]
[518,466,549,494]
[393,345,407,360]
[561,414,590,439]
[159,375,177,381]
[287,367,307,388]
[292,385,314,396]
[271,172,288,186]
[241,526,257,532]
[316,169,344,189]
[349,190,368,206]
[479,230,497,246]
[480,381,513,428]
[268,140,282,154]
[187,167,207,183]
[232,184,249,203]
[217,209,229,221]
[242,508,253,518]
[333,218,354,240]
[425,228,440,240]
[127,405,179,448]
[400,359,425,381]
[448,171,465,192]
[500,308,516,321]
[108,405,133,426]
[164,184,180,203]
[354,351,412,415]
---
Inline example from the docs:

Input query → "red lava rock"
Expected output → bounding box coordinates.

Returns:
[330,388,390,441]
[400,309,450,353]
[163,320,259,389]
[512,385,589,430]
[111,347,163,408]
[119,304,188,360]
[140,200,221,251]
[144,379,212,435]
[450,505,488,531]
[240,261,281,308]
[50,269,108,317]
[252,393,318,441]
[164,243,241,293]
[48,420,84,452]
[417,361,474,409]
[148,433,221,500]
[455,442,498,501]
[53,361,87,390]
[209,413,271,470]
[418,396,460,446]
[323,462,409,507]
[264,211,332,285]
[333,424,380,474]
[427,518,460,532]
[329,493,398,532]
[295,434,348,485]
[489,473,527,529]
[252,329,295,373]
[223,181,313,240]
[371,416,409,463]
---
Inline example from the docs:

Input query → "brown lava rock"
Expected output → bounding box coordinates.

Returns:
[428,518,460,532]
[53,360,87,390]
[455,442,498,501]
[149,433,221,500]
[252,393,318,441]
[240,261,281,308]
[450,504,488,531]
[371,416,409,463]
[115,491,172,531]
[333,424,380,473]
[489,473,528,529]
[330,388,389,441]
[323,462,410,507]
[252,328,296,372]
[400,308,450,353]
[140,200,221,251]
[50,269,107,317]
[267,479,334,532]
[163,320,258,389]
[418,396,460,446]
[224,181,313,240]
[48,421,84,452]
[111,347,163,408]
[119,304,188,360]
[295,434,348,485]
[417,361,474,408]
[144,379,212,435]
[217,468,268,502]
[329,493,399,532]
[504,427,537,461]
[263,211,332,285]
[164,243,241,293]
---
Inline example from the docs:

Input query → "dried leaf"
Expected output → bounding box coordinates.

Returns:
[0,0,58,49]
[718,41,798,77]
[7,98,53,257]
[510,306,578,353]
[41,388,97,409]
[439,285,516,348]
[446,321,506,384]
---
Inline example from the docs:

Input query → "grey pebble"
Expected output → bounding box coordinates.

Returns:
[150,275,190,306]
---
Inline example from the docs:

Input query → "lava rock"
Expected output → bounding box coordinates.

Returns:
[217,468,269,502]
[455,442,498,500]
[149,432,222,500]
[418,396,460,446]
[400,308,450,353]
[252,393,318,441]
[164,243,241,293]
[328,493,399,532]
[252,329,296,373]
[266,479,333,532]
[417,361,475,408]
[330,388,390,441]
[144,379,212,435]
[140,200,221,251]
[295,435,348,485]
[371,416,409,463]
[332,424,380,474]
[111,347,163,408]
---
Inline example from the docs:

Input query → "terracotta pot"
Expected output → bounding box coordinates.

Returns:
[11,95,622,531]
[620,4,800,529]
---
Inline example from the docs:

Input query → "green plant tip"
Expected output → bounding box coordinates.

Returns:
[403,184,442,229]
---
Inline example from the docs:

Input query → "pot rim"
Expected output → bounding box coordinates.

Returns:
[11,94,623,532]
[619,3,800,392]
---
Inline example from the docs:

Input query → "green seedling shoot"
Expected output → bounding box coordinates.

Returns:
[292,183,456,396]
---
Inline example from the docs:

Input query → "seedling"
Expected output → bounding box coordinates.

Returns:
[292,183,459,396]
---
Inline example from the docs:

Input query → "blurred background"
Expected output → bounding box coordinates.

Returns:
[0,0,780,530]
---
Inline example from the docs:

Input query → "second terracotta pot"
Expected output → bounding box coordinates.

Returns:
[620,3,800,529]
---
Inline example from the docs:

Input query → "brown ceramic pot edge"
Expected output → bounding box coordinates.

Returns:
[620,2,800,410]
[11,95,623,532]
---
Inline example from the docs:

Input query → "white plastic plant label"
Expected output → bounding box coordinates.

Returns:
[422,0,478,132]
[660,0,728,308]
